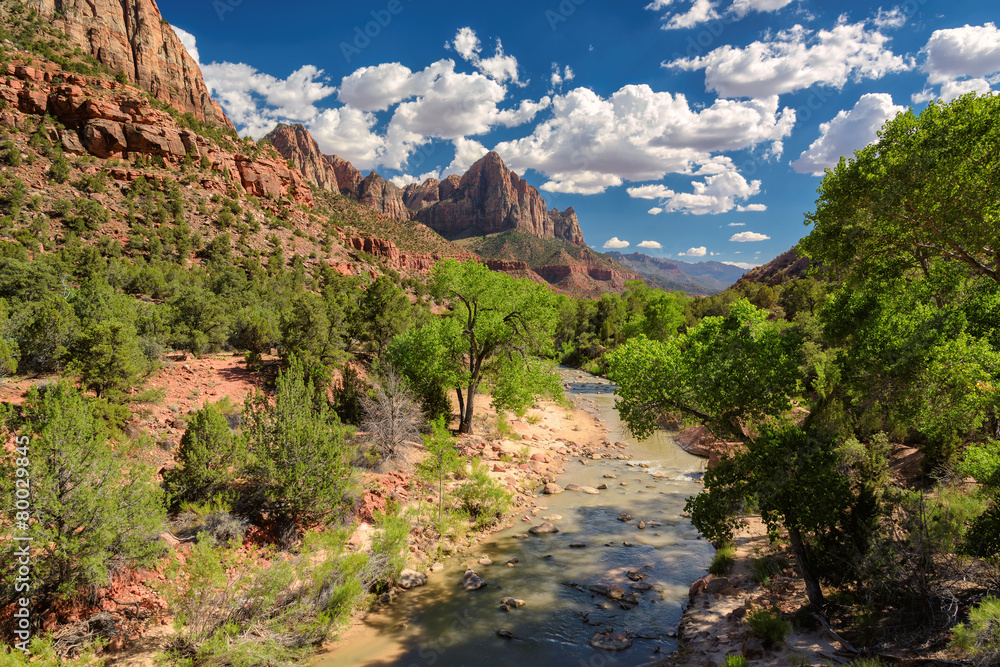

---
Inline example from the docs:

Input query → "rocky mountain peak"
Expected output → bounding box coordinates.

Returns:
[25,0,233,129]
[414,152,584,245]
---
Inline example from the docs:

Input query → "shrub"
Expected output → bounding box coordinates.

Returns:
[1,140,20,167]
[371,508,410,590]
[48,154,71,183]
[165,402,247,505]
[0,382,165,600]
[455,459,512,529]
[242,357,356,527]
[162,528,373,665]
[709,543,736,576]
[746,608,791,649]
[721,656,749,667]
[952,596,1000,666]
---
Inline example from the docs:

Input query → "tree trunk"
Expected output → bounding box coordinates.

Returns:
[788,526,824,608]
[455,387,465,423]
[458,387,476,434]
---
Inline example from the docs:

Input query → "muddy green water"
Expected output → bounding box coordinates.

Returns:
[319,370,713,667]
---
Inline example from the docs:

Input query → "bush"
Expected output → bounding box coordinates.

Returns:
[0,382,165,600]
[165,402,247,505]
[371,509,410,591]
[162,528,373,666]
[48,154,70,183]
[952,596,1000,666]
[242,357,356,527]
[721,656,749,667]
[709,543,736,576]
[456,459,512,529]
[746,608,791,649]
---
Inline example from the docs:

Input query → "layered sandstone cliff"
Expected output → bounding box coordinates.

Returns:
[413,152,584,246]
[24,0,232,129]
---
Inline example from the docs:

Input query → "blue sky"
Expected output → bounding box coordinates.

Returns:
[162,0,1000,269]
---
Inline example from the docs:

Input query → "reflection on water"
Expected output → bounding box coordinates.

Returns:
[320,370,712,667]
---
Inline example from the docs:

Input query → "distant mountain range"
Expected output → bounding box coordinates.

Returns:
[604,252,750,295]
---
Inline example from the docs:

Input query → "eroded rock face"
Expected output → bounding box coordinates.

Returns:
[1,62,311,205]
[265,124,340,193]
[358,172,409,221]
[415,152,576,242]
[328,154,364,198]
[548,207,585,246]
[25,0,233,129]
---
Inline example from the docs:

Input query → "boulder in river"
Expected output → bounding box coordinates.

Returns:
[461,569,486,591]
[543,482,563,495]
[591,630,632,651]
[501,597,526,608]
[529,522,559,534]
[398,569,428,589]
[579,486,601,495]
[618,512,632,522]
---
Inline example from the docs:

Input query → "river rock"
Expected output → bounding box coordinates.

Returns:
[638,521,646,529]
[626,570,644,581]
[479,556,493,566]
[570,542,587,548]
[529,522,559,534]
[501,597,526,608]
[497,629,515,640]
[564,483,582,491]
[618,512,632,522]
[597,483,608,490]
[543,482,563,495]
[603,473,617,479]
[542,514,562,521]
[591,631,632,651]
[398,569,428,589]
[607,585,625,600]
[579,486,601,495]
[429,562,444,573]
[461,569,486,591]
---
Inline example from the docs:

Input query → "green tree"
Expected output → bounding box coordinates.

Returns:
[803,93,1000,287]
[389,316,464,420]
[606,299,802,441]
[0,382,165,599]
[355,275,411,355]
[67,319,147,399]
[427,259,557,434]
[164,402,247,505]
[242,357,356,526]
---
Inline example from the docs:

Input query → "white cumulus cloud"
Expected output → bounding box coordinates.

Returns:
[666,19,910,97]
[638,240,663,249]
[723,261,759,269]
[792,93,905,176]
[495,85,792,195]
[171,26,200,64]
[913,23,1000,102]
[603,237,631,249]
[736,204,767,212]
[628,158,762,215]
[648,0,797,30]
[679,246,708,257]
[448,27,525,86]
[730,231,770,242]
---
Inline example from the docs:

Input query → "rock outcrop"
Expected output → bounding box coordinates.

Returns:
[328,154,364,198]
[265,124,340,193]
[0,61,310,205]
[24,0,233,129]
[414,152,584,245]
[402,178,441,211]
[548,207,585,246]
[357,172,409,220]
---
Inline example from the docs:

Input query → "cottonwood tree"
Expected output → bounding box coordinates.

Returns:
[392,259,558,434]
[606,299,802,441]
[803,92,1000,287]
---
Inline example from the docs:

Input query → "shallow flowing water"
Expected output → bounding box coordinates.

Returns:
[320,370,713,667]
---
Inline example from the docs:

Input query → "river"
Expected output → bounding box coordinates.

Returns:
[319,369,713,667]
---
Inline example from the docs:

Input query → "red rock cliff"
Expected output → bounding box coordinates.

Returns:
[414,152,564,241]
[24,0,232,129]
